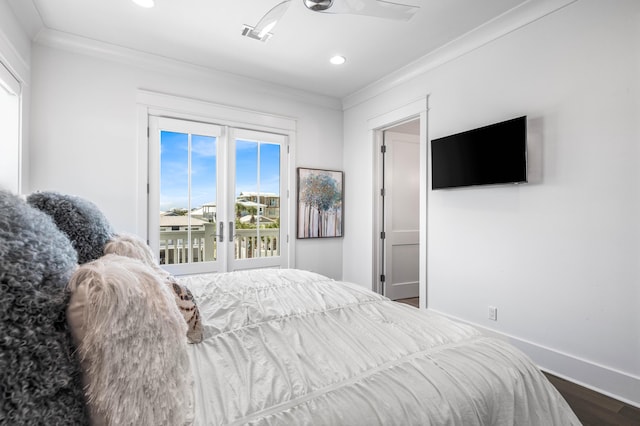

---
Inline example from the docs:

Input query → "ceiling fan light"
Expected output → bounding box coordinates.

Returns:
[132,0,154,8]
[304,0,334,11]
[330,55,346,65]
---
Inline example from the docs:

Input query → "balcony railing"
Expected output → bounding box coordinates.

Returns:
[159,227,279,265]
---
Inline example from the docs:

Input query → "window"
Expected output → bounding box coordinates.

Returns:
[0,61,21,193]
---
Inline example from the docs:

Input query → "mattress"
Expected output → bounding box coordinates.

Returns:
[179,269,581,426]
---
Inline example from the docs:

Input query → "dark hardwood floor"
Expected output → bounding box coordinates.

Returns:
[543,373,640,426]
[396,297,419,308]
[394,298,640,425]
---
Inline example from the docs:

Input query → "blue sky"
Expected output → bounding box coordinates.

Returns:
[160,131,280,211]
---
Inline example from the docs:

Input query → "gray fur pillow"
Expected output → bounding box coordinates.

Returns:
[0,189,88,424]
[27,191,114,264]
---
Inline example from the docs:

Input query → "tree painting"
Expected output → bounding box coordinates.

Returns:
[297,168,343,238]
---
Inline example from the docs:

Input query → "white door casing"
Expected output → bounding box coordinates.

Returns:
[369,96,428,309]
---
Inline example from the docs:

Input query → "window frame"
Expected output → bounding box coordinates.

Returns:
[0,60,21,193]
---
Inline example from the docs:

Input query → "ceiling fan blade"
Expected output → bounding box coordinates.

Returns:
[317,0,418,21]
[242,0,292,41]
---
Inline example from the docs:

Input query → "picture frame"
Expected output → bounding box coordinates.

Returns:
[297,167,344,239]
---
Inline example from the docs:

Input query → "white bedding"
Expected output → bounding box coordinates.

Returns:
[179,269,581,426]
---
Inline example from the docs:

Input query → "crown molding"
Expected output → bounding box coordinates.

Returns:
[341,0,578,111]
[33,28,343,111]
[0,0,34,83]
[0,28,28,86]
[6,0,44,40]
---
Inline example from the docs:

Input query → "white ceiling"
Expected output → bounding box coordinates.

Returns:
[8,0,529,99]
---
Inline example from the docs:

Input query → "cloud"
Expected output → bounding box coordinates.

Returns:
[191,138,216,157]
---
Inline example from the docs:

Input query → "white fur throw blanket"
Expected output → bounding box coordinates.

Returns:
[67,254,194,425]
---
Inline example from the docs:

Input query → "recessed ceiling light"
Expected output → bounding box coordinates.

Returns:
[330,55,346,65]
[132,0,154,8]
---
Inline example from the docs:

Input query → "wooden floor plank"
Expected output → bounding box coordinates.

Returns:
[544,372,639,425]
[620,405,640,423]
[544,373,623,413]
[395,297,419,308]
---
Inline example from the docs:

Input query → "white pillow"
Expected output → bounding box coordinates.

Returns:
[104,233,203,343]
[67,254,194,425]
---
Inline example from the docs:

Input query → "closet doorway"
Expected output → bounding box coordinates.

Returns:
[371,96,428,309]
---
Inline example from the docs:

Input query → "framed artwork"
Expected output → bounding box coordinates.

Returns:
[297,167,344,239]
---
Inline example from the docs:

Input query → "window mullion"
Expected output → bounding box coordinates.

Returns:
[187,132,192,264]
[256,141,262,251]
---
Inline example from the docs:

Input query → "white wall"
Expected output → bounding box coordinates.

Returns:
[27,33,344,280]
[343,0,639,405]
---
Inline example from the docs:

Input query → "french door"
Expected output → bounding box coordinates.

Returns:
[148,116,288,275]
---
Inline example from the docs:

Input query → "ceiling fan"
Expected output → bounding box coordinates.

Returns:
[242,0,419,42]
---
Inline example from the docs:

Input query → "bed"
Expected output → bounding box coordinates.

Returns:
[178,268,580,426]
[0,189,581,425]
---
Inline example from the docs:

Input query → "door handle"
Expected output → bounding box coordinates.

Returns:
[219,221,224,243]
[229,221,235,241]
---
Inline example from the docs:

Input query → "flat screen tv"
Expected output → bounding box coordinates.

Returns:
[431,116,527,190]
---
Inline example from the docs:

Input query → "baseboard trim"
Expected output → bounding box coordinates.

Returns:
[428,309,640,408]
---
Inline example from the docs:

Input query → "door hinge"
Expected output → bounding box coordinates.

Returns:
[381,145,386,153]
[380,274,386,283]
[380,231,385,239]
[147,127,150,138]
[380,188,385,197]
[147,183,149,194]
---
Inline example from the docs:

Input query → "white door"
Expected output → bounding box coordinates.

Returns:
[382,130,420,300]
[227,128,288,271]
[148,116,288,275]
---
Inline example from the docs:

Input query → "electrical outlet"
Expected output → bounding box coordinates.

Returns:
[488,306,498,321]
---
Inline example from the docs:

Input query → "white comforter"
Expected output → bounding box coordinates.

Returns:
[179,269,580,426]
